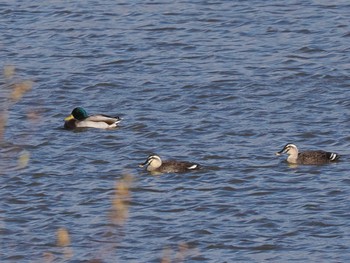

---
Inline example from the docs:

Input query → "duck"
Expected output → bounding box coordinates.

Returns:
[275,143,340,165]
[64,107,121,129]
[139,154,200,174]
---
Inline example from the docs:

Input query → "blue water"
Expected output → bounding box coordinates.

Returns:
[1,1,350,262]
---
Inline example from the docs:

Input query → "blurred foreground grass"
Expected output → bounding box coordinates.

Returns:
[47,175,134,262]
[110,174,133,225]
[1,65,198,262]
[1,65,34,169]
[49,174,198,262]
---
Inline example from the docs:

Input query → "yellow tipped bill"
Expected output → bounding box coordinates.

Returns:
[64,114,74,121]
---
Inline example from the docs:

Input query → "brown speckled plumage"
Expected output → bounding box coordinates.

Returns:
[139,154,200,174]
[276,143,340,165]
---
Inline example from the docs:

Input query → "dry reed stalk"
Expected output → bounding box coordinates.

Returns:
[161,246,172,263]
[56,227,73,260]
[0,112,7,141]
[57,227,71,247]
[11,80,33,102]
[110,174,133,225]
[3,65,15,80]
[17,150,30,169]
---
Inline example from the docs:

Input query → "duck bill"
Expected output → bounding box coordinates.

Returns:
[139,158,152,167]
[64,114,74,121]
[275,151,283,156]
[275,147,287,156]
[138,161,147,167]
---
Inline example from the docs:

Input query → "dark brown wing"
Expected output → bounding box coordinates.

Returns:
[160,160,200,173]
[298,151,339,164]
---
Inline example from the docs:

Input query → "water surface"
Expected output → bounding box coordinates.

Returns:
[1,1,350,262]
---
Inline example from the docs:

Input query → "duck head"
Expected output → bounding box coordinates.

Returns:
[275,143,298,156]
[65,107,89,121]
[139,154,162,170]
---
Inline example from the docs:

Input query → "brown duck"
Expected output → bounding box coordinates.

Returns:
[276,143,340,165]
[139,154,200,174]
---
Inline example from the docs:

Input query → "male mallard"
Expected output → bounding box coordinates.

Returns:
[139,154,200,174]
[275,143,340,165]
[64,107,121,129]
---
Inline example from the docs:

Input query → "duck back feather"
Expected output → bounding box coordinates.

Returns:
[298,151,340,165]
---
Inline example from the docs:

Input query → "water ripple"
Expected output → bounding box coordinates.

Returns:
[1,1,350,262]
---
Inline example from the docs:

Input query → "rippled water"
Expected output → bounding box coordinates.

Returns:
[1,1,350,262]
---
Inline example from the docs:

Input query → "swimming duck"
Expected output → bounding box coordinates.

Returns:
[275,143,340,165]
[64,107,121,129]
[139,154,200,173]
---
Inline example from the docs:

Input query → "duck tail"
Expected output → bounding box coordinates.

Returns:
[327,152,340,161]
[188,163,200,170]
